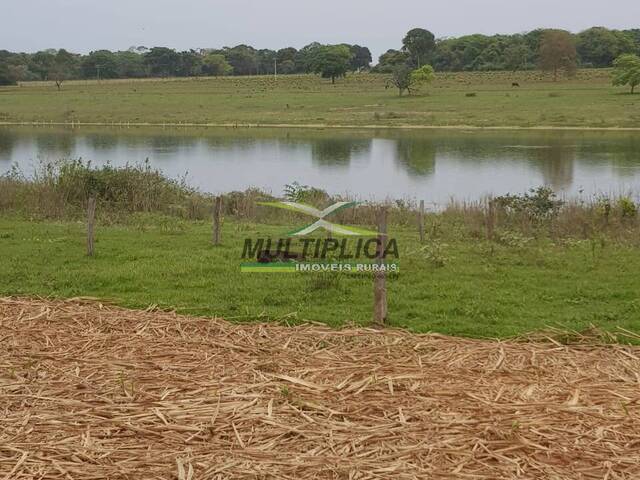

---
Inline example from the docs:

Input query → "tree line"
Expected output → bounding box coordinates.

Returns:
[376,27,640,73]
[1,26,639,86]
[0,44,371,86]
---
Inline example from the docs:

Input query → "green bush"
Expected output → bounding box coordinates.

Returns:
[1,159,206,219]
[494,187,564,220]
[617,197,638,218]
[283,182,330,205]
[52,159,194,211]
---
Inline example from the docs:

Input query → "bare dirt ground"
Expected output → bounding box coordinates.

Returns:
[1,298,639,479]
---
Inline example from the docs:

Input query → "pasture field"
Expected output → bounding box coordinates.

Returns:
[1,69,639,128]
[1,215,639,340]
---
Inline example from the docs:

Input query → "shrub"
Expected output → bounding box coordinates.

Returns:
[617,197,638,218]
[283,182,330,205]
[51,159,195,211]
[596,196,612,221]
[1,159,205,219]
[494,187,564,220]
[419,241,449,268]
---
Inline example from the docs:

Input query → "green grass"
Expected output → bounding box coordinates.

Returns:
[1,70,639,128]
[2,215,639,340]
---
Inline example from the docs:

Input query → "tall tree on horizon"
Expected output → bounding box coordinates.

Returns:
[144,47,181,77]
[349,45,372,70]
[402,28,436,67]
[538,30,577,80]
[49,49,79,89]
[311,45,352,83]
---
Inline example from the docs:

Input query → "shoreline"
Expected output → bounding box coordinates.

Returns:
[1,120,640,132]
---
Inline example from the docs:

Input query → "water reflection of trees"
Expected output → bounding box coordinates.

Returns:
[148,135,198,152]
[205,136,257,150]
[414,133,577,190]
[310,138,372,167]
[35,132,75,158]
[394,138,436,176]
[0,130,16,162]
[529,142,576,191]
[4,129,640,197]
[85,133,120,151]
[576,135,640,178]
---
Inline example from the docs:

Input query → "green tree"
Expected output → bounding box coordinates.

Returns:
[349,45,372,70]
[295,42,323,73]
[431,43,456,71]
[0,51,36,83]
[0,63,16,85]
[7,64,30,82]
[475,38,507,70]
[503,41,530,71]
[387,64,435,96]
[276,48,298,73]
[114,51,147,78]
[256,49,277,75]
[81,50,118,79]
[538,30,577,81]
[626,29,640,54]
[577,27,636,67]
[202,53,232,76]
[176,50,203,76]
[30,50,56,80]
[49,49,79,89]
[375,49,410,73]
[223,45,257,75]
[612,54,640,93]
[144,47,181,77]
[312,45,352,83]
[410,64,435,89]
[402,28,436,67]
[432,34,495,71]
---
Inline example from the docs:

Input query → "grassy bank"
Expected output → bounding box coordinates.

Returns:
[1,215,640,340]
[1,70,639,128]
[2,162,639,339]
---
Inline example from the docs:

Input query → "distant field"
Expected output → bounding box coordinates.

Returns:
[1,70,639,128]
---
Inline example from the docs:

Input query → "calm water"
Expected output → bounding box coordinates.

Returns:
[1,127,639,204]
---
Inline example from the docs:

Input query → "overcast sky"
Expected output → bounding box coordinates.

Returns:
[2,0,639,61]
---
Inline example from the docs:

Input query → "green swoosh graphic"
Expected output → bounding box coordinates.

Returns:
[259,201,378,237]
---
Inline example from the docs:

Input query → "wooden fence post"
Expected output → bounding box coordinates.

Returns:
[373,207,388,327]
[486,200,496,241]
[418,200,425,243]
[212,196,223,245]
[87,196,96,257]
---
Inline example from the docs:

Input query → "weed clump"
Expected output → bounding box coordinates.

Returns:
[494,187,564,220]
[0,159,209,220]
[618,197,638,218]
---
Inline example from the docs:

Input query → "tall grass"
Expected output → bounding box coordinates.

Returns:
[0,160,211,221]
[1,160,639,243]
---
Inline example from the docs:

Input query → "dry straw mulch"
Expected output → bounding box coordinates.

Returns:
[1,298,639,479]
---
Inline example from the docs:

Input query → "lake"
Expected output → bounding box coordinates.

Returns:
[1,126,639,204]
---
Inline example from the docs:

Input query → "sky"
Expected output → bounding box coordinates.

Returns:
[2,0,639,61]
